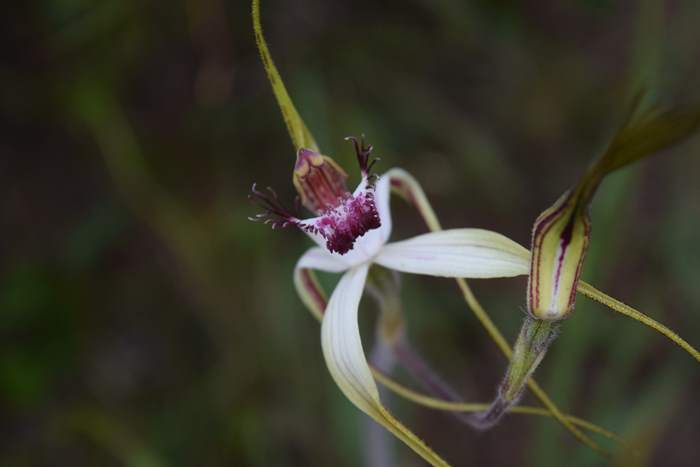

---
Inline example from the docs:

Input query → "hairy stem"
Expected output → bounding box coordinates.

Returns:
[578,280,700,363]
[470,318,558,429]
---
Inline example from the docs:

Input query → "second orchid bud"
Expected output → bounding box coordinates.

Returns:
[527,189,591,320]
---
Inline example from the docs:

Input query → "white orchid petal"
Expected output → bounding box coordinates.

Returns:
[293,268,326,322]
[297,246,350,273]
[385,168,441,231]
[321,265,379,410]
[320,264,449,466]
[374,229,531,278]
[373,173,393,244]
[293,248,348,322]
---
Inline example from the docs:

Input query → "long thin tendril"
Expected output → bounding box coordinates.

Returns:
[370,369,625,446]
[252,0,318,151]
[578,280,700,363]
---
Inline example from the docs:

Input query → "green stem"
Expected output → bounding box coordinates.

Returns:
[472,317,558,429]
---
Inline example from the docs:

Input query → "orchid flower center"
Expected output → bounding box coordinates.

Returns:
[250,136,382,255]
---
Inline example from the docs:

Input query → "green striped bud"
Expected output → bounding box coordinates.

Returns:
[527,99,700,321]
[527,190,591,320]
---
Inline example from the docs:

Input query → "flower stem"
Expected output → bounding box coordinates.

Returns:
[452,276,609,456]
[365,340,397,467]
[578,280,700,363]
[470,317,558,429]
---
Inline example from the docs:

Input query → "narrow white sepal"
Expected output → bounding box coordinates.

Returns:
[371,172,393,245]
[374,229,531,278]
[321,264,381,413]
[297,247,351,273]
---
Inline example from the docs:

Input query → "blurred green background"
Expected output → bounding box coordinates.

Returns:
[3,0,700,465]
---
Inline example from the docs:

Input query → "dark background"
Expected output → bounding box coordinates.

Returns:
[3,0,700,465]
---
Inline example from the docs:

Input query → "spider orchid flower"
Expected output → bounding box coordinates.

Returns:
[250,137,531,466]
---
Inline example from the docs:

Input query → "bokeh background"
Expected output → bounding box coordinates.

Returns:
[3,0,700,465]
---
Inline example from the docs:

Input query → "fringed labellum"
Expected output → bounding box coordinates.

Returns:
[250,140,382,255]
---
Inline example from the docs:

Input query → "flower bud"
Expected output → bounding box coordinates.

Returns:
[527,190,591,320]
[293,148,349,214]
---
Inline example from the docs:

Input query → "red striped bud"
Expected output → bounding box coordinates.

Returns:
[527,191,591,320]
